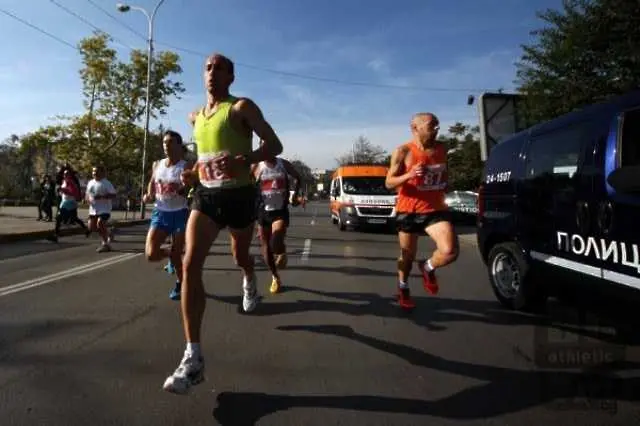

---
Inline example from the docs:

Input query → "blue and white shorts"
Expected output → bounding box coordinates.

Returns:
[150,208,189,235]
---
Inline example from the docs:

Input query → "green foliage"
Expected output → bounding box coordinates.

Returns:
[288,159,314,184]
[441,123,483,191]
[516,0,640,124]
[0,32,187,197]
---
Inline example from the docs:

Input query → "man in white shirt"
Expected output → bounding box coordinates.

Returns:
[85,165,117,252]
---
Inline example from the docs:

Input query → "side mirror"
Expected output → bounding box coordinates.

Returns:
[607,165,640,194]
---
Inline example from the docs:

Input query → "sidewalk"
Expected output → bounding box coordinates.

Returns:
[0,206,151,243]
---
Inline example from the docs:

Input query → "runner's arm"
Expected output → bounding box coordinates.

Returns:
[250,163,260,180]
[188,110,198,127]
[385,147,413,189]
[236,99,283,164]
[282,159,302,194]
[146,161,158,197]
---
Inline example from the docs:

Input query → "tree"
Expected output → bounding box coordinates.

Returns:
[516,0,640,124]
[335,136,388,166]
[288,159,314,188]
[70,32,185,167]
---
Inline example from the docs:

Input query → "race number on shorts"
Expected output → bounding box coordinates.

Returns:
[417,163,447,191]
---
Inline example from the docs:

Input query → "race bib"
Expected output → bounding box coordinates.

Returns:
[197,153,237,188]
[155,181,181,198]
[417,164,447,191]
[261,177,287,193]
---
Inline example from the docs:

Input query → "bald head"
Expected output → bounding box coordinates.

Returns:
[411,112,439,127]
[410,112,440,145]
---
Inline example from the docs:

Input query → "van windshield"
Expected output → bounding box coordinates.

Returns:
[342,177,394,195]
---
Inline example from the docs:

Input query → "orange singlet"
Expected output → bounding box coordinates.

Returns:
[395,141,448,214]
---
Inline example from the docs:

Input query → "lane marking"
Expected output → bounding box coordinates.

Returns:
[0,253,140,298]
[310,207,318,226]
[301,238,312,263]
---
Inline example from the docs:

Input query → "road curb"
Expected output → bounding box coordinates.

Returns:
[0,219,150,244]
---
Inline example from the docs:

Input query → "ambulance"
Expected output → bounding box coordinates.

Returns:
[329,165,397,231]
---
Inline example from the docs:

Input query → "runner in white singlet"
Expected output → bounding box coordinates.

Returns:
[252,148,302,293]
[143,131,193,301]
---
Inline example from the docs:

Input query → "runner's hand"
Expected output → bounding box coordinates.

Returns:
[408,164,424,178]
[214,153,247,174]
[181,169,198,186]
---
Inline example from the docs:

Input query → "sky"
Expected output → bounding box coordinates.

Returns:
[0,0,563,169]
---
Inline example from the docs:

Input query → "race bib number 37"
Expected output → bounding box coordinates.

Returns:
[417,163,447,191]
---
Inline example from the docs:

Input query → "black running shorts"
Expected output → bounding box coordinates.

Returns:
[395,210,452,234]
[191,185,258,229]
[258,208,290,228]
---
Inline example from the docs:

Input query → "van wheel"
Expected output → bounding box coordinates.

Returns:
[487,242,547,312]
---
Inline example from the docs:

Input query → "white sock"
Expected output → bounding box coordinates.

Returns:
[186,342,201,358]
[398,280,408,289]
[424,259,434,272]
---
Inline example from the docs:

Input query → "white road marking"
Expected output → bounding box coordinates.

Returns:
[0,253,140,298]
[310,207,318,226]
[301,238,312,263]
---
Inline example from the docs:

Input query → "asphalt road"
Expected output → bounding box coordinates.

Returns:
[0,202,639,426]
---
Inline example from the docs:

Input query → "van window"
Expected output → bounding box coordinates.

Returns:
[526,125,585,179]
[342,176,394,195]
[621,109,640,167]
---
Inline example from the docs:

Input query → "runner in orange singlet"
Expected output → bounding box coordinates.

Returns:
[385,112,459,310]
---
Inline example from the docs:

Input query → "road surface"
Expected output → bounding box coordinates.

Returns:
[0,202,638,425]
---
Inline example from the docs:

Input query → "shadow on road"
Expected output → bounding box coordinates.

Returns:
[211,324,640,424]
[213,391,434,425]
[206,285,640,343]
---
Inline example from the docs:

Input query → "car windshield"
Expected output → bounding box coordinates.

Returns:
[342,177,394,195]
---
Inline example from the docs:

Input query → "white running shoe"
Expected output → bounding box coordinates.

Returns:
[242,275,259,312]
[162,351,205,395]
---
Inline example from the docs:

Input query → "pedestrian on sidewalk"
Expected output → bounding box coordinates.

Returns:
[47,165,89,243]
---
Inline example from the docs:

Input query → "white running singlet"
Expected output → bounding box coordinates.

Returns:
[256,159,289,211]
[153,159,188,212]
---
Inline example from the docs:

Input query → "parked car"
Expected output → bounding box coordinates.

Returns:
[445,190,478,224]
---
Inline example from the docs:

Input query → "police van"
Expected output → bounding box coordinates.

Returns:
[477,90,640,311]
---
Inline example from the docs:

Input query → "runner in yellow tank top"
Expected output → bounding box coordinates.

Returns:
[164,53,284,395]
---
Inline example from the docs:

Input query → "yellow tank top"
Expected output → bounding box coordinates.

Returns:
[192,96,252,188]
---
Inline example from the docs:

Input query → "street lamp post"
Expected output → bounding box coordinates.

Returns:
[116,0,166,219]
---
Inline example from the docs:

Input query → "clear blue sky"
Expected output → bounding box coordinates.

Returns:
[0,0,561,169]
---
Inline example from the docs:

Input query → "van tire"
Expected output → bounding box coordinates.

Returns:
[487,242,547,312]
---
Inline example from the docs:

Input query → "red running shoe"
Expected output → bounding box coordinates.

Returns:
[398,287,416,310]
[418,261,439,295]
